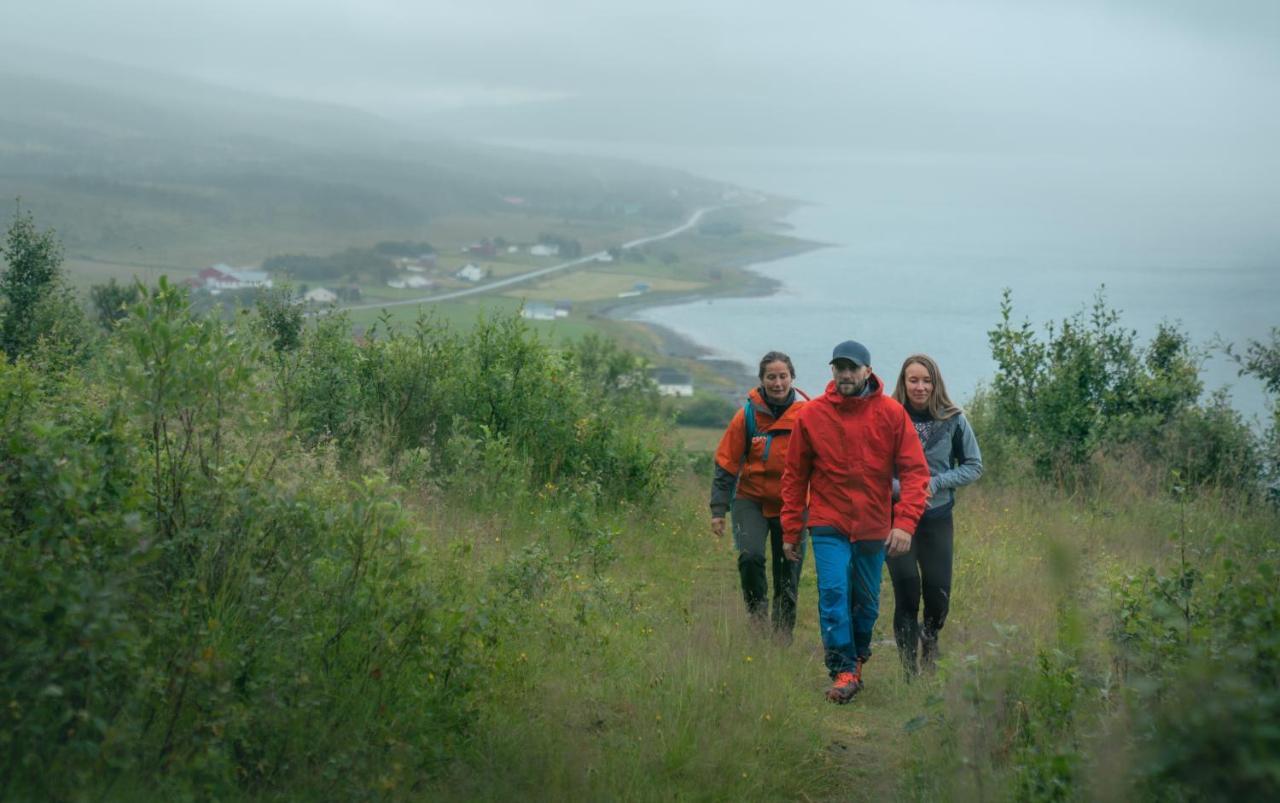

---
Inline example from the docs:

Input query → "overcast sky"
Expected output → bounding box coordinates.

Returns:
[6,0,1280,153]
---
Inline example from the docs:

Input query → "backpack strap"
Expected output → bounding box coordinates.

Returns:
[742,398,782,462]
[744,397,793,464]
[950,415,966,466]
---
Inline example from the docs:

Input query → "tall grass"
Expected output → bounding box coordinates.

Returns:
[396,459,1276,802]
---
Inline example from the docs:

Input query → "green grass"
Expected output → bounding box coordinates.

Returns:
[504,270,707,303]
[392,455,1278,801]
[676,426,725,453]
[404,478,913,801]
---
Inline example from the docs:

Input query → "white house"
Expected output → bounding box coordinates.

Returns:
[387,275,433,290]
[653,368,694,398]
[303,287,338,304]
[521,302,557,321]
[455,264,486,282]
[529,244,559,257]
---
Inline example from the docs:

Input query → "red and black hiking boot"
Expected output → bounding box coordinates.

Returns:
[825,662,864,704]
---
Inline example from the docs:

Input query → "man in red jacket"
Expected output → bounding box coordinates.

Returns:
[781,340,930,703]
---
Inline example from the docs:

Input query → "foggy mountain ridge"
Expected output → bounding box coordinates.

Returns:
[0,54,729,260]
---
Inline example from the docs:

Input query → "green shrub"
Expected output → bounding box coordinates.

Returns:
[1112,546,1280,800]
[0,359,147,798]
[1231,327,1280,495]
[1155,391,1259,490]
[90,278,143,330]
[0,205,92,370]
[291,309,365,451]
[986,289,1264,492]
[269,308,677,506]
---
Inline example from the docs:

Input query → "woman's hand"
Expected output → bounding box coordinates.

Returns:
[711,516,726,537]
[886,528,913,557]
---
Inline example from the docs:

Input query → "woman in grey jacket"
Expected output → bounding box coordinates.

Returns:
[888,354,983,675]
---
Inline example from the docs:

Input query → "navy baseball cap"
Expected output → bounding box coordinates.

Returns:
[829,340,871,367]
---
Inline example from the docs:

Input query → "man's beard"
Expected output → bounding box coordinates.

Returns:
[836,376,867,397]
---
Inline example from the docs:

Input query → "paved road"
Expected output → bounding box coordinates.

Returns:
[341,203,731,312]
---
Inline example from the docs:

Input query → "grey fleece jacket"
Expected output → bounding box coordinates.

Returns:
[895,411,983,516]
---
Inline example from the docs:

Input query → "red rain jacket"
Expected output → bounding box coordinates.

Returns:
[781,375,930,544]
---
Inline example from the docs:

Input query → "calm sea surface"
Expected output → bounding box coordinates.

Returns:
[501,141,1280,420]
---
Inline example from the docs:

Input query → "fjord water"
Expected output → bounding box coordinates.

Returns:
[622,145,1278,420]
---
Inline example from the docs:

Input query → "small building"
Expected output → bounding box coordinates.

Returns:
[653,368,694,398]
[455,264,486,282]
[387,275,434,290]
[594,251,614,263]
[521,302,557,321]
[554,301,572,319]
[529,244,559,257]
[303,287,338,304]
[196,264,273,295]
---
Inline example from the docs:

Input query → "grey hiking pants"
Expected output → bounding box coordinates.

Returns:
[731,497,805,635]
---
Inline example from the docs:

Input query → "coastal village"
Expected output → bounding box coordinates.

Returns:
[183,194,808,406]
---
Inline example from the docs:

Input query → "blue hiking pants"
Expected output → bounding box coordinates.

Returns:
[809,527,887,676]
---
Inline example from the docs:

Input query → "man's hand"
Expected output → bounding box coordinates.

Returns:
[710,516,726,538]
[783,541,802,562]
[886,528,913,557]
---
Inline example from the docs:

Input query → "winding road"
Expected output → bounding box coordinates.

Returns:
[341,202,735,312]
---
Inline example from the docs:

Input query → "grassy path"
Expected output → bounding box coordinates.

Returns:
[412,457,1271,800]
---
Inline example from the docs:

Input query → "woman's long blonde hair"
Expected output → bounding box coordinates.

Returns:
[892,354,961,420]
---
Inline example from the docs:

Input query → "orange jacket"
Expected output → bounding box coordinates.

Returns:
[780,376,930,543]
[713,387,807,518]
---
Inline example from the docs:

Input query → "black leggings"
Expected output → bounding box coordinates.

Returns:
[886,511,954,667]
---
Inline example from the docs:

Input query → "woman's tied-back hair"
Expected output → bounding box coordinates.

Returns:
[892,353,961,420]
[758,351,796,380]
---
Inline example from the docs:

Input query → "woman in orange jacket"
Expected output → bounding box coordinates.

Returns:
[709,351,808,638]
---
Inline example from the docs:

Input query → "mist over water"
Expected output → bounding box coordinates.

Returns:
[497,140,1278,421]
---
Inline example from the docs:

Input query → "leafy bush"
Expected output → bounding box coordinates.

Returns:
[272,309,676,505]
[1111,532,1280,800]
[90,278,142,330]
[986,289,1262,492]
[1231,327,1280,495]
[0,204,92,368]
[1,259,686,798]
